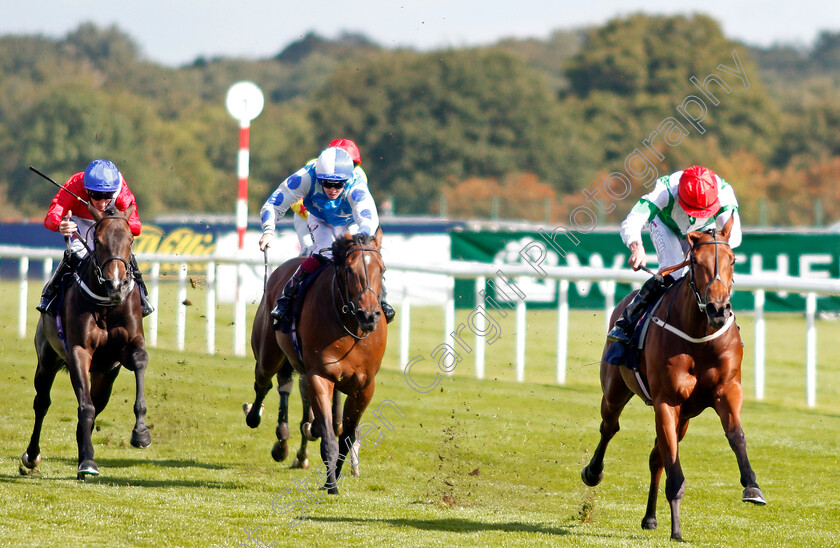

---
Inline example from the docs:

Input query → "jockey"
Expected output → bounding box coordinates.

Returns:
[607,165,742,345]
[259,146,395,329]
[37,159,155,317]
[291,138,368,257]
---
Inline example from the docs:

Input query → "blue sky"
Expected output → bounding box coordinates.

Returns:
[7,1,840,66]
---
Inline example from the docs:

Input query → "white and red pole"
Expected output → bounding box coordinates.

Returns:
[226,81,264,356]
[236,121,250,249]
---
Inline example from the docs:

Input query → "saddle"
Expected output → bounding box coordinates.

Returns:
[604,292,668,369]
[277,262,331,335]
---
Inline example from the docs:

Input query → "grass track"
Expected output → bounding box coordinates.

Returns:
[1,280,839,547]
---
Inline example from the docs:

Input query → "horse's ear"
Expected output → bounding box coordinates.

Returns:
[719,214,734,241]
[686,230,701,248]
[373,226,383,249]
[123,203,135,220]
[88,203,104,221]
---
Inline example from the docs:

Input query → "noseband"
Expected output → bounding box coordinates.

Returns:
[688,229,731,311]
[333,245,383,339]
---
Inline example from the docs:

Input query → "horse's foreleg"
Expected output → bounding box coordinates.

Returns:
[582,368,633,487]
[336,383,375,478]
[21,349,61,474]
[654,403,686,541]
[292,375,311,469]
[271,372,293,462]
[307,375,340,494]
[643,418,689,531]
[126,346,151,449]
[714,383,765,505]
[67,348,98,479]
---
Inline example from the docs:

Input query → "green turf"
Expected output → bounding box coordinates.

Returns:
[1,279,839,547]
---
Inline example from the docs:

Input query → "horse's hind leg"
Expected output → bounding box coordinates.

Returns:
[271,365,294,462]
[714,382,766,505]
[21,344,62,475]
[332,391,343,437]
[89,366,121,426]
[582,363,633,486]
[292,374,311,469]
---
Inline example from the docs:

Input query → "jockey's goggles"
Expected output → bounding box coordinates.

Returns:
[89,190,116,201]
[319,179,347,190]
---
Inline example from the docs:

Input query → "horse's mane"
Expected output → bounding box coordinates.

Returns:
[332,233,375,267]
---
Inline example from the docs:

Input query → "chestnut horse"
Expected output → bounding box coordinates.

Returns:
[581,217,765,540]
[20,204,150,480]
[246,228,387,493]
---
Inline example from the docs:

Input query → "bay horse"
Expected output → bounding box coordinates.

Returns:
[245,228,387,493]
[20,204,150,480]
[581,217,765,540]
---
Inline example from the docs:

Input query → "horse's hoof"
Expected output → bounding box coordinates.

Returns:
[130,429,152,449]
[671,532,684,541]
[77,460,100,480]
[243,402,264,428]
[20,451,41,469]
[641,517,657,530]
[742,486,766,505]
[271,440,289,462]
[351,464,360,477]
[291,457,309,469]
[581,466,603,487]
[302,422,317,442]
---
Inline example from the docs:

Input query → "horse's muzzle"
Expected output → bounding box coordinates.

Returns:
[356,308,381,333]
[705,301,732,327]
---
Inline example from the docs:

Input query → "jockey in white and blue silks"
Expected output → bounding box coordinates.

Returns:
[258,146,394,329]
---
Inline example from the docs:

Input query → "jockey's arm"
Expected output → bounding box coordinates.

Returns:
[259,167,313,250]
[346,182,379,236]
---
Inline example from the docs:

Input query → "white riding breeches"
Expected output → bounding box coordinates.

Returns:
[649,217,690,279]
[306,215,360,260]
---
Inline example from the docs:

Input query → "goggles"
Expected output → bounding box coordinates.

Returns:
[89,190,116,201]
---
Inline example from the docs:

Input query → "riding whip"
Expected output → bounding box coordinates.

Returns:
[29,166,91,207]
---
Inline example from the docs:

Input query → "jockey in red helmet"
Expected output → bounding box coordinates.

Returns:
[38,159,154,317]
[607,165,742,345]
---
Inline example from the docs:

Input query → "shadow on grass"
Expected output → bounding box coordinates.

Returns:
[309,515,572,536]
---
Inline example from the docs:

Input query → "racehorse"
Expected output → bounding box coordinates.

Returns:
[245,228,387,493]
[581,217,765,540]
[20,204,151,480]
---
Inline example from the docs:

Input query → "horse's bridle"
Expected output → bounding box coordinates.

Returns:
[687,229,731,311]
[79,215,135,289]
[333,245,384,339]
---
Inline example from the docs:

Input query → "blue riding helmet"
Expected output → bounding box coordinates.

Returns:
[83,159,121,193]
[314,147,354,181]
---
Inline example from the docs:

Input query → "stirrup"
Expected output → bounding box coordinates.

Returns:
[141,299,154,317]
[37,294,56,316]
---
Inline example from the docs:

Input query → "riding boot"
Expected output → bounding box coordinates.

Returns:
[130,254,155,317]
[380,284,396,324]
[271,266,309,329]
[607,274,672,345]
[36,251,79,316]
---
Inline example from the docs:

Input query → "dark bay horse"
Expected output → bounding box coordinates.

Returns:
[20,204,150,480]
[581,217,765,540]
[246,228,387,493]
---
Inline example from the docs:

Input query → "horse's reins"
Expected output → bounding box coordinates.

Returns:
[333,245,383,340]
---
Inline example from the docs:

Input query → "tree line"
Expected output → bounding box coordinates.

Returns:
[0,14,838,226]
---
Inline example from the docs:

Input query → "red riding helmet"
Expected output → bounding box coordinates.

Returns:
[329,138,361,165]
[678,166,720,218]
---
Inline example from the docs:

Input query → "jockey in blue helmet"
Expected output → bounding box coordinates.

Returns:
[258,146,394,331]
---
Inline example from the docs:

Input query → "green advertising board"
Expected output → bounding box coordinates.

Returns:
[451,229,840,312]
